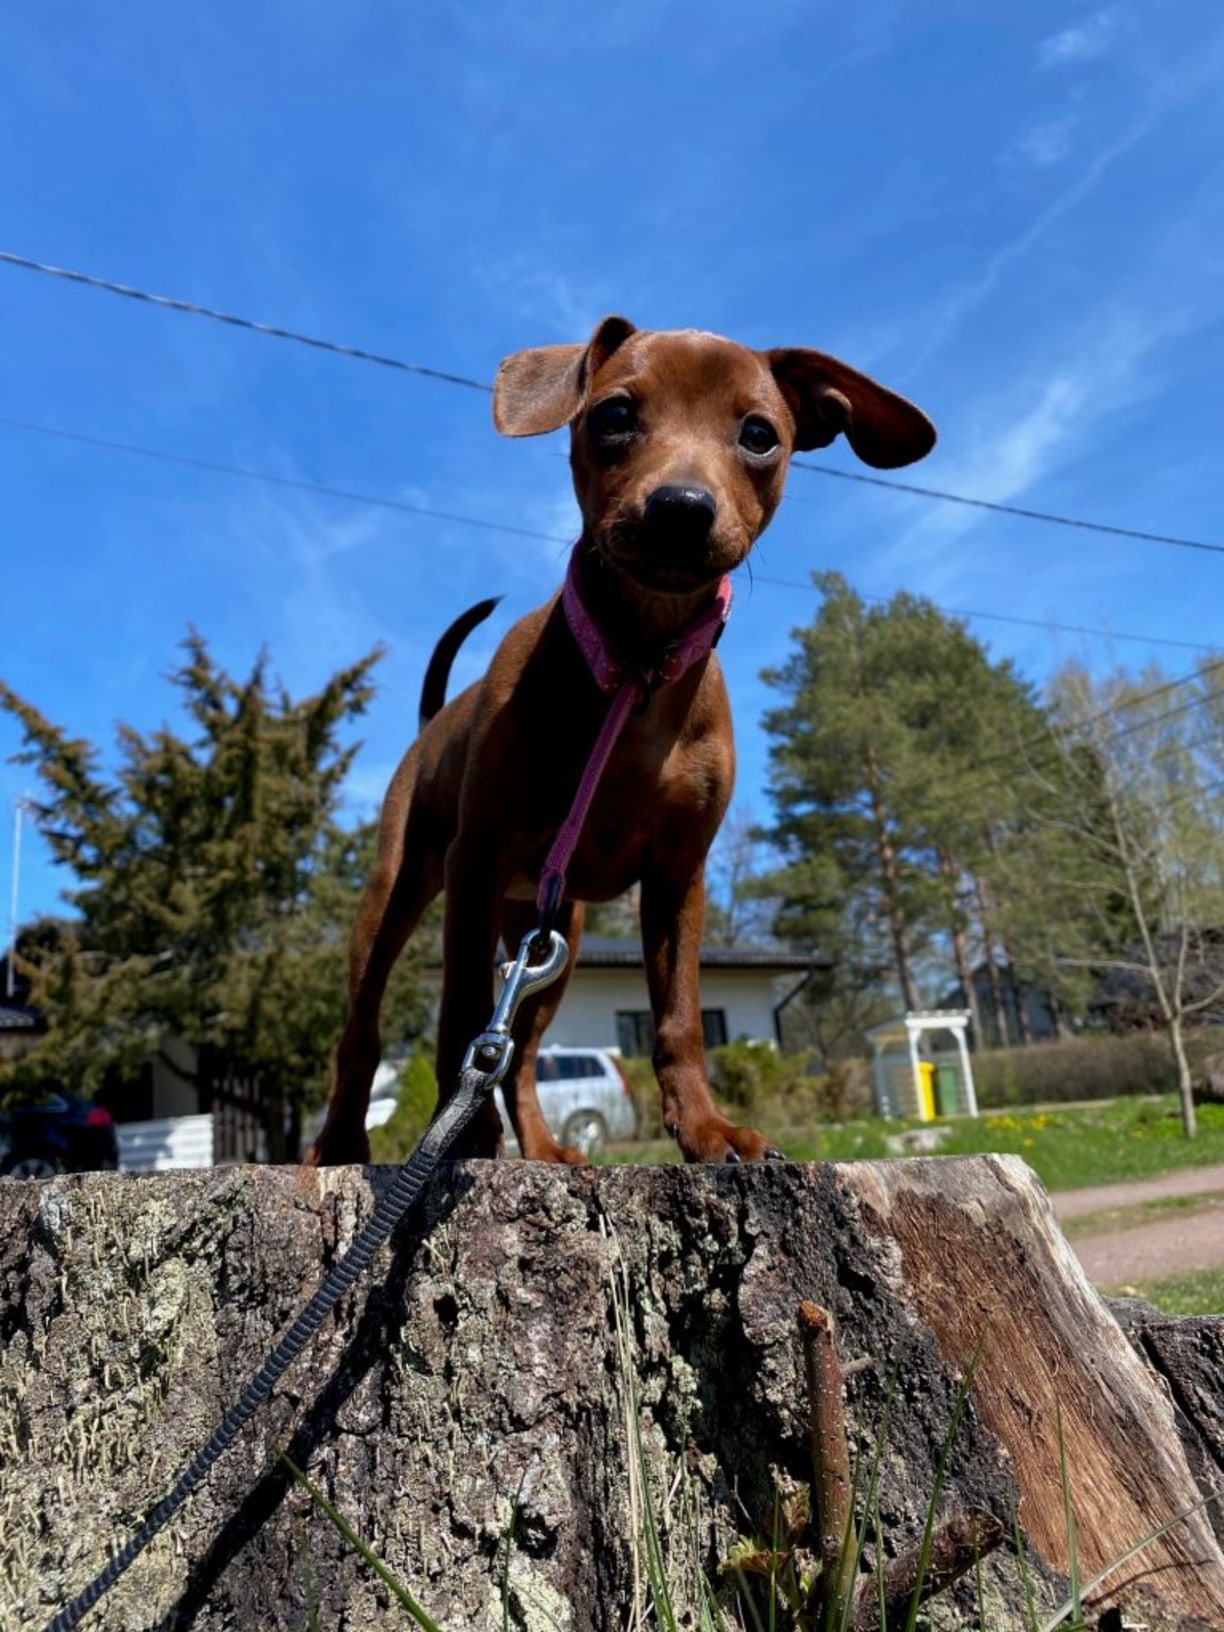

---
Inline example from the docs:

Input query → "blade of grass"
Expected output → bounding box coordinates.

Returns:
[1039,1487,1224,1632]
[280,1453,445,1632]
[870,1475,888,1632]
[730,1564,768,1632]
[607,1225,681,1632]
[1055,1402,1080,1627]
[836,1365,898,1632]
[1012,1508,1041,1632]
[502,1464,529,1632]
[902,1340,984,1632]
[769,1486,780,1632]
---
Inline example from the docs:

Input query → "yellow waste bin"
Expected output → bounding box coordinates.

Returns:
[917,1060,936,1122]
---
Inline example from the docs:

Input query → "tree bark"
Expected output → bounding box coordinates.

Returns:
[1049,985,1072,1042]
[974,875,1011,1047]
[1004,948,1034,1045]
[1170,1013,1199,1140]
[867,760,920,1013]
[3,1159,1222,1632]
[940,849,982,1046]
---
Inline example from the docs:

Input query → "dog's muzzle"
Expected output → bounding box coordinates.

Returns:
[642,483,717,547]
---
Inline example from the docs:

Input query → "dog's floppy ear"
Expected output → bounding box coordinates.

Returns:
[493,315,637,437]
[765,349,936,468]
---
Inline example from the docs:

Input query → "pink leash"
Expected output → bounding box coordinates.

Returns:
[535,550,732,927]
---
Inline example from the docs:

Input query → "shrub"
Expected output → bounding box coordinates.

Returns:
[970,1030,1219,1109]
[707,1039,792,1109]
[810,1056,874,1122]
[707,1042,874,1124]
[367,1053,439,1163]
[618,1055,663,1140]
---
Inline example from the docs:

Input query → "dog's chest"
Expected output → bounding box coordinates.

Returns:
[503,722,732,904]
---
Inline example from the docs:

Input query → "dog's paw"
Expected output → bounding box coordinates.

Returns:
[516,1134,590,1165]
[302,1129,372,1168]
[672,1115,786,1164]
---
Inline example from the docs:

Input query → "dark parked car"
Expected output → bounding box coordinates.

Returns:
[0,1091,119,1179]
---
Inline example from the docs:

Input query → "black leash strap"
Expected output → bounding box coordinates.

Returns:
[45,927,569,1632]
[45,1068,490,1632]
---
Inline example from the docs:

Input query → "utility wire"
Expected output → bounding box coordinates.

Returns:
[3,246,1223,559]
[8,403,1220,804]
[0,414,562,549]
[788,462,1224,559]
[753,574,1215,655]
[0,411,1210,660]
[1075,680,1224,750]
[0,249,492,393]
[940,660,1224,795]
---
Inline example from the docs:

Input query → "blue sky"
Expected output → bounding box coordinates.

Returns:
[3,1,1223,928]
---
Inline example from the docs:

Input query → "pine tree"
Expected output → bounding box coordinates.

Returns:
[758,574,1068,1036]
[761,575,932,1011]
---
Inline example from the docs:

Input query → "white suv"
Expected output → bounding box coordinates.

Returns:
[338,1047,638,1159]
[496,1045,638,1158]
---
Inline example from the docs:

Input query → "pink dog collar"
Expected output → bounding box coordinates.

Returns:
[560,548,732,697]
[537,548,733,919]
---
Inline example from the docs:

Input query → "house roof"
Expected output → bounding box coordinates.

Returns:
[575,935,825,972]
[0,1000,46,1034]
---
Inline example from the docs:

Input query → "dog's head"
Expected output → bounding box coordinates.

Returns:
[493,317,935,595]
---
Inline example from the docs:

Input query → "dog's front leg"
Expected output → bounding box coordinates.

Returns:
[432,842,509,1159]
[641,867,782,1164]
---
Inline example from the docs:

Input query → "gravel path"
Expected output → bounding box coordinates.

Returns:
[1052,1163,1224,1220]
[1050,1163,1224,1288]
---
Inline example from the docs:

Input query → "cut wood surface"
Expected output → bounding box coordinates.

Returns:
[2,1156,1222,1631]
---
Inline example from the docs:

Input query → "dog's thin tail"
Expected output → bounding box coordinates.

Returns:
[418,596,502,731]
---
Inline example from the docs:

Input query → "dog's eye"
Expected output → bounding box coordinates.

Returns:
[587,398,638,441]
[739,416,780,457]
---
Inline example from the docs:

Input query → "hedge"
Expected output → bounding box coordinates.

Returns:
[970,1030,1219,1108]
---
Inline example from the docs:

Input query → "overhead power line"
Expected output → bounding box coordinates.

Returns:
[0,411,1211,660]
[0,249,491,393]
[753,573,1216,655]
[3,245,1222,559]
[0,415,563,549]
[788,463,1224,559]
[965,657,1224,786]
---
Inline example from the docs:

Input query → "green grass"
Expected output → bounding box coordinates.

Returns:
[1120,1266,1224,1315]
[609,1096,1224,1193]
[936,1098,1224,1191]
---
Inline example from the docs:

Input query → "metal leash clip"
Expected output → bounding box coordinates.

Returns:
[460,927,569,1087]
[43,923,572,1632]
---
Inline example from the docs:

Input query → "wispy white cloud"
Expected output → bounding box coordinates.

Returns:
[910,32,1224,377]
[874,287,1207,600]
[478,259,623,341]
[1038,6,1126,70]
[1009,116,1076,168]
[232,497,387,671]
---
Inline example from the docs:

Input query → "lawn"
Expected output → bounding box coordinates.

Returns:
[1126,1266,1224,1316]
[610,1095,1224,1194]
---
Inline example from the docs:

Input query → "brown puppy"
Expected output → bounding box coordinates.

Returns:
[307,318,934,1167]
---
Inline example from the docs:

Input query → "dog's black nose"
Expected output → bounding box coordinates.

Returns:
[643,484,717,544]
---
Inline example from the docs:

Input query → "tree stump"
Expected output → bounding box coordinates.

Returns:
[2,1155,1222,1631]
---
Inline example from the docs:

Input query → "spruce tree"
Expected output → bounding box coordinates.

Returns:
[0,635,432,1154]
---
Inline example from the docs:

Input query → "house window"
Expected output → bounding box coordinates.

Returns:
[616,1011,654,1058]
[702,1010,728,1049]
[616,1010,729,1057]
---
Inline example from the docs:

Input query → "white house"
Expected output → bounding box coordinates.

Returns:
[545,935,823,1056]
[51,938,824,1166]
